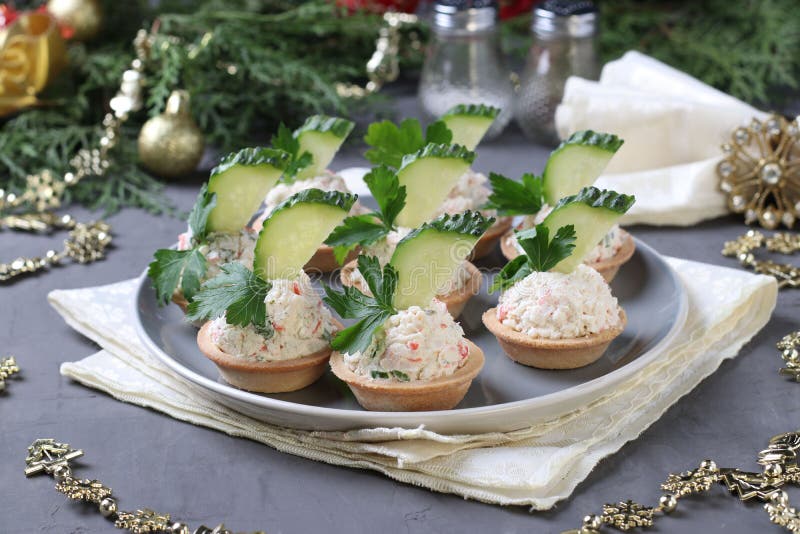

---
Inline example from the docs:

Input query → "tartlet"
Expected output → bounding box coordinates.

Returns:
[482,308,626,369]
[329,341,484,411]
[340,259,483,318]
[469,216,512,260]
[501,228,636,283]
[197,320,341,393]
[305,244,357,273]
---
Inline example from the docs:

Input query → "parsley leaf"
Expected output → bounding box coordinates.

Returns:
[148,248,208,306]
[490,224,576,292]
[187,184,217,244]
[484,172,545,216]
[323,166,406,265]
[186,262,273,330]
[364,119,453,168]
[323,255,398,354]
[325,215,388,265]
[363,165,406,228]
[270,122,312,181]
[424,120,453,145]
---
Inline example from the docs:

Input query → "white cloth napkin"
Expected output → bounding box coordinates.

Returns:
[555,51,768,226]
[50,258,776,509]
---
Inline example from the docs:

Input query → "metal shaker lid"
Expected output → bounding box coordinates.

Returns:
[532,0,598,38]
[433,0,497,33]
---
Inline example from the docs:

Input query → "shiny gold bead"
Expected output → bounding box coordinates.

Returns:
[700,459,718,472]
[582,514,602,529]
[99,497,117,517]
[52,464,71,481]
[764,463,783,479]
[659,494,677,513]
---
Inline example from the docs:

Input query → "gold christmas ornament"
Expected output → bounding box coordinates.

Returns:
[0,10,67,116]
[717,114,800,230]
[137,90,205,179]
[46,0,103,42]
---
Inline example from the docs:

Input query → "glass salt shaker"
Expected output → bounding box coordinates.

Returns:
[418,0,513,140]
[513,0,599,145]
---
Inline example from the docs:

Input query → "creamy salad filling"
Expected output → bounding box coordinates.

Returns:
[512,205,625,264]
[252,171,361,230]
[344,228,472,295]
[208,271,335,362]
[496,264,622,339]
[344,299,470,381]
[178,228,257,279]
[436,169,496,217]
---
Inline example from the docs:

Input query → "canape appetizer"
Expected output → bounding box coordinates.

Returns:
[324,211,493,411]
[489,130,635,282]
[483,186,635,370]
[251,115,361,272]
[188,189,356,393]
[364,104,512,259]
[148,147,290,312]
[326,155,493,317]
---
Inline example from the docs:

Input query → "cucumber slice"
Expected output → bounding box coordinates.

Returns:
[206,147,290,233]
[542,186,635,274]
[394,144,476,228]
[390,211,494,310]
[441,104,500,151]
[542,130,624,205]
[254,189,356,280]
[294,115,355,180]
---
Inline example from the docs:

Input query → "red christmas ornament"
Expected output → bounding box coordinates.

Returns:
[338,0,420,14]
[499,0,536,19]
[0,4,20,28]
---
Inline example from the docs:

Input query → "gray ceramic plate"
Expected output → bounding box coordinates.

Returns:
[134,237,688,434]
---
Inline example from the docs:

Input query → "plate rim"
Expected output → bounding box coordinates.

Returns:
[133,237,688,427]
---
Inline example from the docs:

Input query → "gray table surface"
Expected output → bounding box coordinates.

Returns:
[2,109,799,534]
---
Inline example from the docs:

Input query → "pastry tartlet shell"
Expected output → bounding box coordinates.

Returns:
[340,260,482,318]
[469,216,513,261]
[501,229,636,283]
[197,320,341,393]
[329,340,484,411]
[482,308,627,369]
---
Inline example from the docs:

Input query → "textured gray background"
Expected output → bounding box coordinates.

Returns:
[1,98,799,533]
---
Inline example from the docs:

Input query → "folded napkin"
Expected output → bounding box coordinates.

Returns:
[555,51,768,226]
[51,258,776,509]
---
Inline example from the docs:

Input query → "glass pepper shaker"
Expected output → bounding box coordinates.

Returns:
[513,0,600,145]
[418,0,513,140]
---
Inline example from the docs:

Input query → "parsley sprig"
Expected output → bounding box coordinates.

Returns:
[323,255,398,354]
[484,172,545,216]
[490,224,577,292]
[324,166,406,265]
[364,118,452,169]
[186,262,274,336]
[147,185,216,305]
[271,123,313,181]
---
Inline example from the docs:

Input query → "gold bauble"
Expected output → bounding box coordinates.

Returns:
[47,0,103,42]
[138,90,205,179]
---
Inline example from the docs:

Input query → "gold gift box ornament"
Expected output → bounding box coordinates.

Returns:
[0,7,67,117]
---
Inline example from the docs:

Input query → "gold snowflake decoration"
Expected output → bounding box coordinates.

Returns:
[661,469,717,497]
[717,114,800,229]
[114,508,171,533]
[601,500,655,530]
[56,477,112,503]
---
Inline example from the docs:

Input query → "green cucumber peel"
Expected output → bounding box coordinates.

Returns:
[268,188,357,217]
[397,211,495,246]
[553,186,635,214]
[442,103,500,120]
[399,143,476,168]
[210,147,291,178]
[295,115,355,139]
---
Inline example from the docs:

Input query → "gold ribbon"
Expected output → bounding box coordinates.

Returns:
[0,11,67,116]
